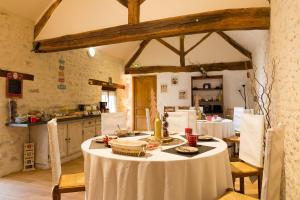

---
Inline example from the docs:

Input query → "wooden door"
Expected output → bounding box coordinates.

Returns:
[57,124,68,158]
[67,121,83,155]
[133,76,157,131]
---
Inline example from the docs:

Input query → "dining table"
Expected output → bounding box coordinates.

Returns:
[196,119,235,139]
[81,133,233,200]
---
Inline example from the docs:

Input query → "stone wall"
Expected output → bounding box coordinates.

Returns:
[0,8,125,177]
[268,0,300,199]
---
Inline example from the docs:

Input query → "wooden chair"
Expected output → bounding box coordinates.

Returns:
[219,124,285,200]
[230,114,265,198]
[47,119,85,200]
[223,135,240,160]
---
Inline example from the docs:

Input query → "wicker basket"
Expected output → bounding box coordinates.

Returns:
[109,139,148,157]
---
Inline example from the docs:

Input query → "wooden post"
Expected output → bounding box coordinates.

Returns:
[128,0,140,24]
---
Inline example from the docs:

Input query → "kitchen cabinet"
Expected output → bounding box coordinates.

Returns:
[57,124,68,158]
[30,116,101,169]
[67,121,83,155]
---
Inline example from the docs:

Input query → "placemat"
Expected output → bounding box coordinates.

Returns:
[180,135,219,142]
[163,144,215,158]
[121,132,149,137]
[89,140,108,149]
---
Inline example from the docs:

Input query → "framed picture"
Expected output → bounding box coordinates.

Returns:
[179,90,187,99]
[161,84,167,93]
[171,76,178,85]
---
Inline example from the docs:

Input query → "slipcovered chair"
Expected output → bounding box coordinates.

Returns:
[219,124,285,200]
[47,119,85,200]
[101,112,127,135]
[230,114,265,197]
[167,110,197,134]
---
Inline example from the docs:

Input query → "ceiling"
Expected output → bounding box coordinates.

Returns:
[0,0,269,64]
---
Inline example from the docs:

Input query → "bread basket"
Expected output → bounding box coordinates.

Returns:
[109,139,148,157]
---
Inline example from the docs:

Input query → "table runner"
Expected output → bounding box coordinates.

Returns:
[163,144,215,158]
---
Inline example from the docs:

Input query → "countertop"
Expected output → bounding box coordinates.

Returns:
[6,114,101,128]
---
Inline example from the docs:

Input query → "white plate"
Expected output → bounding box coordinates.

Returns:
[198,135,213,141]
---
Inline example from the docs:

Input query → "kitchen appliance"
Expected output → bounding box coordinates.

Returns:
[100,102,108,113]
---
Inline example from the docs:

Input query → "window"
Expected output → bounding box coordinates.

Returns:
[101,90,117,112]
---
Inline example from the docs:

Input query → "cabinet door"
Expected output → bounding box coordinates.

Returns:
[67,121,83,155]
[57,124,68,158]
[83,127,96,141]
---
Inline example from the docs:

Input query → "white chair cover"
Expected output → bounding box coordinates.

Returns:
[261,124,285,200]
[101,112,127,135]
[233,107,245,132]
[47,118,61,187]
[167,111,196,134]
[239,113,265,168]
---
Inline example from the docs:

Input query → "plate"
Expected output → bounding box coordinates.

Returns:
[175,146,199,154]
[198,135,213,141]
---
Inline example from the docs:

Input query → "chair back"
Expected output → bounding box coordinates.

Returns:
[239,113,265,168]
[101,112,127,135]
[233,107,245,131]
[167,111,196,134]
[47,119,61,187]
[261,124,285,200]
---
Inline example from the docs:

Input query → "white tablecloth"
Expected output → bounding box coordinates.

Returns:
[196,119,234,139]
[81,134,233,200]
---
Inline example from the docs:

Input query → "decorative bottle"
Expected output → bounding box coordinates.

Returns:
[154,112,162,139]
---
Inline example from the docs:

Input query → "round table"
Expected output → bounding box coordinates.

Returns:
[81,134,233,200]
[196,119,234,139]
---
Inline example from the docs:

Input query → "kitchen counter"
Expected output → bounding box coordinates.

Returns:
[6,114,101,128]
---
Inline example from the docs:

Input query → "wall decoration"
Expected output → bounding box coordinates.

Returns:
[179,90,187,99]
[23,143,35,171]
[171,76,178,85]
[160,84,168,93]
[6,72,23,98]
[57,58,66,90]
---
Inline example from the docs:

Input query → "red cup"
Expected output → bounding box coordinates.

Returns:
[185,128,192,138]
[187,134,197,147]
[207,116,212,121]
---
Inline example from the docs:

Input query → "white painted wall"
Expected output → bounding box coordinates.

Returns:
[156,70,252,114]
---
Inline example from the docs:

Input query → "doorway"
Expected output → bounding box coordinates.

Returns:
[133,76,157,131]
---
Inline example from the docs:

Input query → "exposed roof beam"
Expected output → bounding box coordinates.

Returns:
[128,0,140,24]
[125,61,252,74]
[184,32,212,55]
[156,38,180,55]
[34,7,270,53]
[217,31,252,59]
[180,35,185,67]
[116,0,146,7]
[124,40,151,69]
[34,0,62,39]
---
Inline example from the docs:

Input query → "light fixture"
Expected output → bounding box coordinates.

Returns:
[87,47,96,57]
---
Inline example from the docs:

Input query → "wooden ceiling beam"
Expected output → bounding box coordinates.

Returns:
[184,32,212,55]
[125,61,252,74]
[125,40,150,69]
[128,0,140,24]
[180,35,185,67]
[156,38,180,55]
[34,0,62,39]
[217,31,252,59]
[34,7,270,53]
